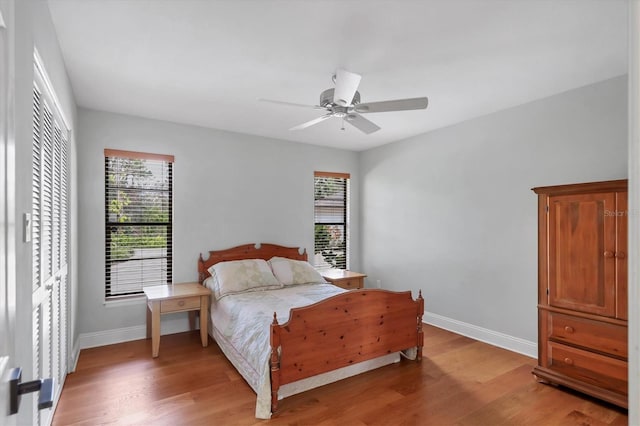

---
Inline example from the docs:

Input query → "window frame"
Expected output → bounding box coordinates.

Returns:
[313,171,350,270]
[104,149,174,299]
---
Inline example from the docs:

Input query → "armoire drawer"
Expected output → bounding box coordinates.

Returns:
[547,341,627,395]
[548,312,627,359]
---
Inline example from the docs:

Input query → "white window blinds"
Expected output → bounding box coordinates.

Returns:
[314,171,350,270]
[104,149,174,298]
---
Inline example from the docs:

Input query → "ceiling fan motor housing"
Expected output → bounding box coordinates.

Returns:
[320,88,360,107]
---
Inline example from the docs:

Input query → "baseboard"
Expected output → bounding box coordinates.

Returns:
[70,339,81,372]
[78,315,195,350]
[423,311,537,358]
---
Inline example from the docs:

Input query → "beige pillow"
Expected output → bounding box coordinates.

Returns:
[268,256,326,286]
[208,259,281,300]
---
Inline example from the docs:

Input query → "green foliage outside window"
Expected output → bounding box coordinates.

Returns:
[314,224,346,269]
[107,158,170,261]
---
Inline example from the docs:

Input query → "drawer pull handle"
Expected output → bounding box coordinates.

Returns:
[564,326,574,333]
[604,251,614,258]
[564,357,574,365]
[178,300,185,307]
[616,251,626,259]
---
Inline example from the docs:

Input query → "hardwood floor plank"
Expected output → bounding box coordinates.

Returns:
[53,325,628,425]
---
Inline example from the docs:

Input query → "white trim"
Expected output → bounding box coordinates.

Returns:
[33,48,70,131]
[423,311,537,359]
[628,1,639,424]
[78,315,195,349]
[70,339,80,373]
[79,325,146,350]
[103,295,146,308]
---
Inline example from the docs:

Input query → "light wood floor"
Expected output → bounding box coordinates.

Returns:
[53,325,628,425]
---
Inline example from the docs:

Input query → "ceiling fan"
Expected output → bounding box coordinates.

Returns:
[260,69,429,134]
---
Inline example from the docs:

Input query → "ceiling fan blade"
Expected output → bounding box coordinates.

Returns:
[354,97,429,113]
[289,114,333,131]
[259,99,324,109]
[345,113,381,134]
[333,69,361,106]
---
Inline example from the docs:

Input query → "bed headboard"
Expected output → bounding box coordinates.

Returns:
[198,243,308,283]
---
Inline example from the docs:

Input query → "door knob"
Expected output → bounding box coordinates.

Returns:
[9,367,54,415]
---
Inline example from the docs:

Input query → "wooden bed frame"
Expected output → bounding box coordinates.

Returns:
[198,243,424,414]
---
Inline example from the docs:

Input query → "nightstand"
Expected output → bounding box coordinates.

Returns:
[143,282,212,358]
[322,269,367,290]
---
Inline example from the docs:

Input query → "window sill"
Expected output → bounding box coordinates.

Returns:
[103,295,146,308]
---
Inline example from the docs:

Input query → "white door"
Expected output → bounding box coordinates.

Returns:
[0,2,17,424]
[31,56,70,426]
[0,2,68,424]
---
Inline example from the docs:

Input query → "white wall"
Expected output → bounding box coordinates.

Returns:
[360,76,627,352]
[76,108,360,338]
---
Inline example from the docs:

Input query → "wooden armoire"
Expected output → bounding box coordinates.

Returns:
[532,179,628,408]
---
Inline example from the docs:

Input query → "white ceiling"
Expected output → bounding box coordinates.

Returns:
[48,0,628,151]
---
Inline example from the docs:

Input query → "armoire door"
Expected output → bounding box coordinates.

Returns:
[615,191,628,320]
[547,192,617,317]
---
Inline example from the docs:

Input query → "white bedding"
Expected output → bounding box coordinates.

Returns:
[204,281,402,419]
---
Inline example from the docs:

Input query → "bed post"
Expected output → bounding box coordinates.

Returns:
[197,253,206,284]
[270,313,281,413]
[416,290,424,361]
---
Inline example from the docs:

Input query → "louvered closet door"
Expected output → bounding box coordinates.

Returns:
[32,67,69,426]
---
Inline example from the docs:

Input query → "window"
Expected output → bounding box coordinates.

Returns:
[104,149,174,298]
[314,171,350,270]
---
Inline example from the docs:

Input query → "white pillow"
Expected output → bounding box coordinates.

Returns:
[202,276,216,292]
[207,259,281,300]
[268,256,326,286]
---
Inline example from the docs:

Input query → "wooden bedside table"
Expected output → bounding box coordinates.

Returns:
[322,269,367,290]
[143,282,212,358]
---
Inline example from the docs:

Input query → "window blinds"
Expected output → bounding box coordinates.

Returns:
[314,171,350,270]
[104,149,174,298]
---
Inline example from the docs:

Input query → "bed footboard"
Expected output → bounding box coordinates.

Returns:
[269,289,424,413]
